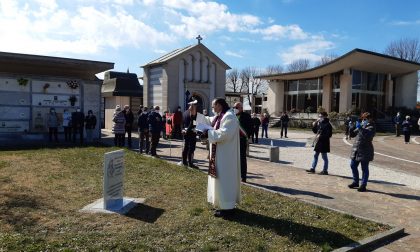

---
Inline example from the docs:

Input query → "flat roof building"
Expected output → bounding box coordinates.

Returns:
[0,51,113,141]
[259,49,420,117]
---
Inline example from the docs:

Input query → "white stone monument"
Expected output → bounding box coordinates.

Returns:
[80,150,144,214]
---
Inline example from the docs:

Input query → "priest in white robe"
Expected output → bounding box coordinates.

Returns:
[204,98,241,217]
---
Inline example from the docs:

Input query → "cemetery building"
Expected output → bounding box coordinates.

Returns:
[259,49,420,117]
[142,39,230,113]
[0,51,113,141]
[102,71,143,130]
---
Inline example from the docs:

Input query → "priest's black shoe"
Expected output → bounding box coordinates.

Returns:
[189,163,199,169]
[348,182,359,189]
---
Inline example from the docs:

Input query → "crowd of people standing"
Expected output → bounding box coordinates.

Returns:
[47,107,97,144]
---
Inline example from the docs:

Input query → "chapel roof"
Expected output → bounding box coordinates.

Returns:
[142,43,230,70]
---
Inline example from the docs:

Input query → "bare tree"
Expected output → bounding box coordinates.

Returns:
[314,53,338,66]
[384,38,420,62]
[287,59,310,72]
[226,68,241,92]
[240,67,267,112]
[265,64,283,75]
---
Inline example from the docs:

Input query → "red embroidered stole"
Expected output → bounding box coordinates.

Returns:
[208,113,224,178]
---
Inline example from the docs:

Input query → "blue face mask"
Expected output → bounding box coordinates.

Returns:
[362,119,368,126]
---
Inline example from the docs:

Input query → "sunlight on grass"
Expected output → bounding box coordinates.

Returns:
[0,147,389,251]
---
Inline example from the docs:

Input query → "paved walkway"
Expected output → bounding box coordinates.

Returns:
[101,129,420,251]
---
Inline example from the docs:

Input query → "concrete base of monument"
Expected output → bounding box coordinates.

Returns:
[80,197,146,215]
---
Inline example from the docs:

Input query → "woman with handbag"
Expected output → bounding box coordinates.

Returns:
[306,112,333,175]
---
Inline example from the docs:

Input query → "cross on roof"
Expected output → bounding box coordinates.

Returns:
[196,35,203,44]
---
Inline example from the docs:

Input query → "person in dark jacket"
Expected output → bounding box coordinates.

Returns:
[181,101,199,168]
[251,113,261,143]
[72,108,85,144]
[172,106,183,139]
[148,106,162,157]
[261,113,269,138]
[280,111,290,138]
[344,116,353,140]
[348,112,376,192]
[138,107,150,154]
[84,110,97,143]
[123,105,134,148]
[393,112,403,137]
[307,112,333,175]
[401,116,412,144]
[234,102,252,182]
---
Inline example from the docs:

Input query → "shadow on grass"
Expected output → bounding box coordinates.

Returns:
[248,182,334,200]
[125,203,165,223]
[1,192,48,232]
[224,208,355,248]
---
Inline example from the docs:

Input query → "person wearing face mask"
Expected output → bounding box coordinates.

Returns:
[84,110,97,143]
[47,108,59,142]
[172,106,183,140]
[202,98,241,218]
[72,108,85,144]
[233,102,252,182]
[307,111,333,175]
[348,112,376,192]
[148,105,163,157]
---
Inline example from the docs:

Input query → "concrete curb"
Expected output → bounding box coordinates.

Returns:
[333,227,405,252]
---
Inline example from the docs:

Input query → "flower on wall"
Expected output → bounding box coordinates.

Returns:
[67,80,79,89]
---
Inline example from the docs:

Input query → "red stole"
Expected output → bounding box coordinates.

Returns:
[208,112,224,178]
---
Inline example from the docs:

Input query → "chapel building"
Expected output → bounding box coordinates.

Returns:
[142,40,230,113]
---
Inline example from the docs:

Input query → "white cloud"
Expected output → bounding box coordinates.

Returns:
[253,24,308,40]
[162,0,262,38]
[225,50,244,58]
[153,49,167,54]
[390,20,420,26]
[279,37,335,64]
[0,1,173,55]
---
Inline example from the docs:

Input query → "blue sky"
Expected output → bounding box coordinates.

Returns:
[1,0,419,83]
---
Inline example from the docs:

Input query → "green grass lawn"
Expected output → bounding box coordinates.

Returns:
[0,146,389,251]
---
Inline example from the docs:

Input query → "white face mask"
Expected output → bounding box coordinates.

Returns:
[233,108,239,114]
[212,108,218,116]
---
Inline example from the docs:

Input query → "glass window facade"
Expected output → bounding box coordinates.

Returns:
[284,78,322,112]
[352,70,386,115]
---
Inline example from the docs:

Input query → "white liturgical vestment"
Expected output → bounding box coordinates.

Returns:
[206,109,241,209]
